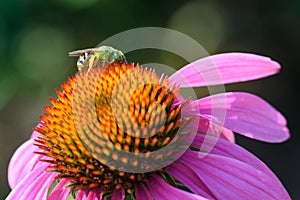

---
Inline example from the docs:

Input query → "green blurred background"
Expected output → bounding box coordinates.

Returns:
[0,0,299,199]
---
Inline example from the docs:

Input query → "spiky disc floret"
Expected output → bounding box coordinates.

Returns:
[35,63,188,195]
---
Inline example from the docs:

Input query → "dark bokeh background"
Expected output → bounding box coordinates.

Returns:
[0,0,299,199]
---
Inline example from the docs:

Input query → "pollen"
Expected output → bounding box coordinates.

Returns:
[34,62,186,195]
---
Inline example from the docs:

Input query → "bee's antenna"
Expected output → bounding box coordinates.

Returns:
[68,48,95,56]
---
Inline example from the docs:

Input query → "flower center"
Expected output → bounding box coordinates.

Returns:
[35,63,189,194]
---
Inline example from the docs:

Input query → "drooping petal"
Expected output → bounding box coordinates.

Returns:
[75,188,102,200]
[191,92,289,142]
[180,135,290,200]
[135,183,153,200]
[167,162,215,199]
[146,174,208,200]
[30,130,41,139]
[6,163,56,200]
[47,179,72,200]
[86,188,102,200]
[169,53,280,87]
[76,189,89,199]
[111,188,125,200]
[8,138,46,189]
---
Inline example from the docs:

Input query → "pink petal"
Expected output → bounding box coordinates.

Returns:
[30,130,40,139]
[169,53,280,87]
[47,179,72,200]
[76,189,88,199]
[135,183,153,200]
[8,138,47,189]
[146,174,208,200]
[180,150,290,200]
[180,135,290,200]
[191,134,284,179]
[6,163,56,200]
[167,162,215,199]
[86,189,101,200]
[192,92,290,142]
[30,122,45,139]
[111,188,125,200]
[76,188,102,200]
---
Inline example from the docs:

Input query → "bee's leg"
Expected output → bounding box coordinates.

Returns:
[122,56,128,64]
[88,55,97,72]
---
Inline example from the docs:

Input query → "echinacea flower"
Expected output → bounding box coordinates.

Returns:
[7,52,290,199]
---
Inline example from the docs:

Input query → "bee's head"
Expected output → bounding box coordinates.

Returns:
[76,52,89,70]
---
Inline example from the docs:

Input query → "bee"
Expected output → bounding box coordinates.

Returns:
[69,46,127,71]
